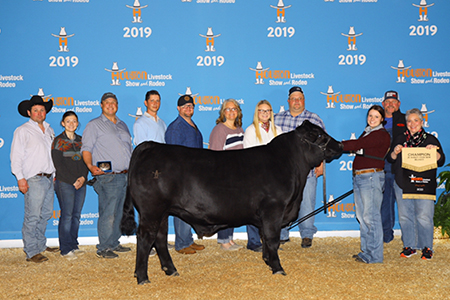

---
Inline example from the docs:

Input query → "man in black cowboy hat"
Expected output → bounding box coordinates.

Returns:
[11,95,59,263]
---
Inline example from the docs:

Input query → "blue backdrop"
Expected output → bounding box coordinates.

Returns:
[1,0,449,241]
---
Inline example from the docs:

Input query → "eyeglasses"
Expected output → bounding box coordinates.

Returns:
[181,104,194,109]
[225,108,238,112]
[289,97,304,102]
[258,109,272,114]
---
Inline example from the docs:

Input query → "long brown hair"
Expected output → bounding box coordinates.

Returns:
[215,98,243,128]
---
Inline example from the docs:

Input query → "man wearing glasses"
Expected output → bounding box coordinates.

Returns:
[275,86,326,249]
[165,94,205,254]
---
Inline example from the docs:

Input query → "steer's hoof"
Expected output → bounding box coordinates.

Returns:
[273,270,287,276]
[138,279,151,285]
[164,270,179,277]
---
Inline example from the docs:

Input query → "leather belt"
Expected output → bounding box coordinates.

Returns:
[110,170,128,175]
[353,168,383,176]
[36,173,52,178]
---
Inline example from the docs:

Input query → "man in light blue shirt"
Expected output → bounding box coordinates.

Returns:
[11,95,58,263]
[132,90,173,254]
[133,90,166,146]
[81,92,133,259]
[275,86,325,249]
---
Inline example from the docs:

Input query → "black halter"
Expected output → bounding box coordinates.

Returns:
[302,135,330,152]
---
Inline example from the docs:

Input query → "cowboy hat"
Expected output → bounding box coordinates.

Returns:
[18,95,53,117]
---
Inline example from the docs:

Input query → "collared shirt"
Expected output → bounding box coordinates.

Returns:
[81,114,132,172]
[133,112,167,146]
[274,109,325,133]
[165,115,203,149]
[274,109,325,177]
[11,119,55,180]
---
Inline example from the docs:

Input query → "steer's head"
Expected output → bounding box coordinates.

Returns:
[295,120,343,163]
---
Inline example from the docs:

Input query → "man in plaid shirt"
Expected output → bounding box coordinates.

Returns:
[275,86,325,249]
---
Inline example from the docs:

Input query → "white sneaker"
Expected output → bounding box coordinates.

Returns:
[62,250,77,260]
[149,248,156,257]
[73,249,85,256]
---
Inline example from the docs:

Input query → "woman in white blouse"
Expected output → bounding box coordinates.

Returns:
[244,100,282,148]
[243,100,282,252]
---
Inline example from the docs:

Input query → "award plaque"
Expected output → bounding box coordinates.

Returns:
[97,161,112,172]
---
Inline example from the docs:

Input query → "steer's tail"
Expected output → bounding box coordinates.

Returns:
[120,186,137,235]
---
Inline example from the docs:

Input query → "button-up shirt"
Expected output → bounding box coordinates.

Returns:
[133,112,167,146]
[274,109,325,133]
[81,114,132,172]
[11,119,55,180]
[165,115,203,149]
[274,109,325,177]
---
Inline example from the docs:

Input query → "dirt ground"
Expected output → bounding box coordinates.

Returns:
[1,236,449,300]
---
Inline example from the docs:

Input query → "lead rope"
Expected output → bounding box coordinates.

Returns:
[323,159,327,214]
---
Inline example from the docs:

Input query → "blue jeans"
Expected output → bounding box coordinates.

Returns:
[217,228,234,244]
[246,225,262,249]
[22,175,54,258]
[381,171,396,243]
[354,171,384,263]
[280,176,318,240]
[55,179,86,255]
[394,182,434,251]
[174,217,194,250]
[93,173,127,252]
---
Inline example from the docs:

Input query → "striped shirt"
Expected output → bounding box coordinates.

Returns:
[209,123,244,151]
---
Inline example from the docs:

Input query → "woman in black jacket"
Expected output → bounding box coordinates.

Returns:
[388,108,445,260]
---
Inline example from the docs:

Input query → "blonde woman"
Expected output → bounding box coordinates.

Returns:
[243,100,282,148]
[242,100,282,252]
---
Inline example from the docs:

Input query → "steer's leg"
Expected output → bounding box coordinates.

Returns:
[260,221,286,275]
[155,217,178,276]
[135,222,157,285]
[259,229,270,266]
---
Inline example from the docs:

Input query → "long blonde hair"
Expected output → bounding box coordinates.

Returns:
[216,98,243,128]
[253,100,278,143]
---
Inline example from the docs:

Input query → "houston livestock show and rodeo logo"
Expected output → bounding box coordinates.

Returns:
[320,23,370,111]
[391,1,449,85]
[104,1,172,88]
[249,1,314,88]
[48,26,98,115]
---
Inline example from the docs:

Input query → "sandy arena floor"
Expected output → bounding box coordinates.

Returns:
[1,236,449,300]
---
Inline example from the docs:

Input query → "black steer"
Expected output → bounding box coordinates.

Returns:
[121,120,343,284]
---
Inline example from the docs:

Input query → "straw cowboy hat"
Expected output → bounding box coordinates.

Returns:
[18,95,53,117]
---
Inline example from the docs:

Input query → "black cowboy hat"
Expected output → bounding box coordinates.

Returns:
[18,95,53,117]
